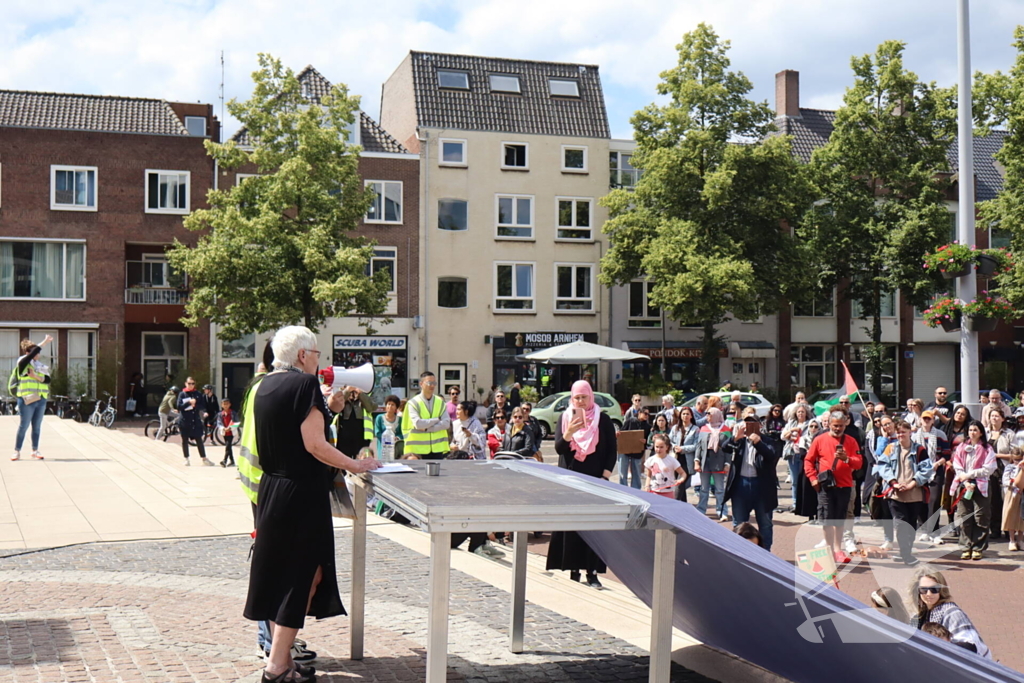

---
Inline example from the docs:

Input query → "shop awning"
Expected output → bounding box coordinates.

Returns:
[728,341,775,359]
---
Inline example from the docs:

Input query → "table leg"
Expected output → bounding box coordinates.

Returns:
[351,483,366,661]
[509,531,527,653]
[427,531,452,683]
[649,528,677,683]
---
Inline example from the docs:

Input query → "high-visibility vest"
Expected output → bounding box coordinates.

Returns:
[237,373,265,506]
[402,394,448,456]
[8,362,49,401]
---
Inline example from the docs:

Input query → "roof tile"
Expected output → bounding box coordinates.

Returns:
[0,90,188,136]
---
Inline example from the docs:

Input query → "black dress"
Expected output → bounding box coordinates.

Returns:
[545,411,618,574]
[243,371,345,628]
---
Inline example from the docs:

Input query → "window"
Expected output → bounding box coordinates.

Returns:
[235,173,258,185]
[496,195,533,239]
[991,223,1011,249]
[439,138,466,166]
[222,333,256,359]
[438,277,467,308]
[793,286,834,317]
[143,332,187,391]
[184,116,207,137]
[628,280,660,328]
[437,70,469,89]
[0,240,85,300]
[789,345,836,391]
[549,78,580,97]
[851,291,896,318]
[562,145,588,172]
[555,264,593,312]
[51,166,97,211]
[489,74,521,93]
[367,248,397,296]
[67,330,96,395]
[438,199,468,231]
[0,331,19,391]
[495,262,534,311]
[146,170,190,214]
[365,180,402,223]
[501,143,528,169]
[609,152,641,188]
[556,197,592,240]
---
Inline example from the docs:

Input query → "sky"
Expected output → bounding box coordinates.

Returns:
[3,0,1022,140]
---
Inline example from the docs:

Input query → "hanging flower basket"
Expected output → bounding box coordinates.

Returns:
[976,253,999,277]
[923,243,976,279]
[939,314,962,332]
[968,315,999,332]
[922,296,963,330]
[961,294,1017,333]
[977,247,1015,278]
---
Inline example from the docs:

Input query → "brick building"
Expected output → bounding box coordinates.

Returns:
[0,89,218,412]
[213,67,421,408]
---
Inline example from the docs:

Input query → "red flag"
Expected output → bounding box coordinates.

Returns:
[841,361,860,399]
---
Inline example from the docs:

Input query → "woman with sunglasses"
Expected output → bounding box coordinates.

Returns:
[950,420,998,560]
[503,407,536,459]
[486,411,509,458]
[911,571,991,658]
[177,377,214,466]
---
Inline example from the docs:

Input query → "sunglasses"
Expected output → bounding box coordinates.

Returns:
[937,392,947,395]
[918,585,945,595]
[495,415,507,420]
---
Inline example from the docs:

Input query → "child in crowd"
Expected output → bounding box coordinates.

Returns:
[644,433,687,498]
[217,399,237,468]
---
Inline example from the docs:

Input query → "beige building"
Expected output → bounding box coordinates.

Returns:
[381,52,612,398]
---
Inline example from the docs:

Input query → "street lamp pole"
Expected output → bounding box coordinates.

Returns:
[957,0,981,411]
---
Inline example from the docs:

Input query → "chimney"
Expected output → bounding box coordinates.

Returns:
[775,70,800,118]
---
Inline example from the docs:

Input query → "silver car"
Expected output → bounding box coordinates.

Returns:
[680,392,773,417]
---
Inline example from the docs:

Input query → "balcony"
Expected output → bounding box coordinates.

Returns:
[124,259,188,323]
[124,287,188,304]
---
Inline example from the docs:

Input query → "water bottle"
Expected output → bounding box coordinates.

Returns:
[382,427,396,461]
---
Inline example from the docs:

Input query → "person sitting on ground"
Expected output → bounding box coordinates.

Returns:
[734,522,762,547]
[911,570,991,658]
[869,586,910,624]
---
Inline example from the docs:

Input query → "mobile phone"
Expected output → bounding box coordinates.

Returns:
[573,406,587,428]
[744,420,761,436]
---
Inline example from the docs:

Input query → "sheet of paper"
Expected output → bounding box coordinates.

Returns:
[373,463,416,474]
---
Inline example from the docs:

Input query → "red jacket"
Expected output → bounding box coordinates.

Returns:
[804,433,862,488]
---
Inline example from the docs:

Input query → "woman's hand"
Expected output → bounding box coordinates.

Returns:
[350,458,382,473]
[673,445,682,454]
[956,472,969,483]
[564,415,585,439]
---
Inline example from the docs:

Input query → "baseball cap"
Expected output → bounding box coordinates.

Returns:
[921,410,935,419]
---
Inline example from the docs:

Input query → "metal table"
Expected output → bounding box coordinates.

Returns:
[348,460,677,683]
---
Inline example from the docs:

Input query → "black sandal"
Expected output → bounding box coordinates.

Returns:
[261,666,316,682]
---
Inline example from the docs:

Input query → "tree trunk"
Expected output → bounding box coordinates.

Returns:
[700,321,719,392]
[870,282,883,399]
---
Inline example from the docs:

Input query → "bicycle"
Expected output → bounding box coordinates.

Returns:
[0,395,16,416]
[145,413,197,445]
[65,394,87,423]
[47,395,70,418]
[88,395,104,426]
[99,393,117,428]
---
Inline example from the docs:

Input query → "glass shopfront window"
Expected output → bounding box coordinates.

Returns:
[333,335,408,404]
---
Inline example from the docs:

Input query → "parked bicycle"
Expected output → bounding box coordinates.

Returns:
[0,395,16,416]
[89,392,117,429]
[65,394,88,423]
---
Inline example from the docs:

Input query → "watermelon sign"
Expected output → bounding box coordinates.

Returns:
[796,546,838,585]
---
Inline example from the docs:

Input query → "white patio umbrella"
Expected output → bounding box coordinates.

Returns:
[518,339,650,365]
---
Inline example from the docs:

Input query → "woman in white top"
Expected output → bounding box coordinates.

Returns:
[451,400,487,460]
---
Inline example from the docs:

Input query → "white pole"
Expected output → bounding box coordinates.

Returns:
[957,0,981,413]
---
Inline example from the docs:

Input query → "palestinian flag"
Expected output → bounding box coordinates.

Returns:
[813,361,861,416]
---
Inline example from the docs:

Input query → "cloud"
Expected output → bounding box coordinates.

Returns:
[2,0,1020,141]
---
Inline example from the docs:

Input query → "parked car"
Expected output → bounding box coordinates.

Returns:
[947,390,1013,406]
[680,392,773,418]
[806,389,881,416]
[864,374,895,395]
[531,391,624,440]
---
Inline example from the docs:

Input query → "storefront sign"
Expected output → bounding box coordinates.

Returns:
[504,331,598,349]
[334,335,407,350]
[630,347,728,359]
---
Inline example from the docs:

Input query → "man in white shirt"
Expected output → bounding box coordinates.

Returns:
[724,417,780,551]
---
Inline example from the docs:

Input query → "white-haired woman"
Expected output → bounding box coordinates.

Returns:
[243,326,381,683]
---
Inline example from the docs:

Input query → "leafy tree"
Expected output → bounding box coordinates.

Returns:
[800,41,955,397]
[600,24,810,391]
[976,26,1024,306]
[168,54,391,339]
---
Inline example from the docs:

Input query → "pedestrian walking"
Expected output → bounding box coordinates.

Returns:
[217,399,237,467]
[178,378,213,466]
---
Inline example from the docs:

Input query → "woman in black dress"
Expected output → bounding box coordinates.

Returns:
[546,380,617,587]
[177,377,213,466]
[243,326,380,683]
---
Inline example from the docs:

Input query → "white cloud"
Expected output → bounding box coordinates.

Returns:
[2,0,1020,141]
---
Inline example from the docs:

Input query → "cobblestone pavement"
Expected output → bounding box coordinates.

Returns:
[0,527,717,683]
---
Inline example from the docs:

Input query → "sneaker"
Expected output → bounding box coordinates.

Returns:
[880,540,893,551]
[904,557,921,567]
[972,550,983,561]
[843,539,858,554]
[834,551,852,565]
[201,458,215,467]
[586,573,603,588]
[814,539,827,549]
[931,536,944,546]
[481,543,504,557]
[184,458,190,467]
[961,550,972,560]
[1009,541,1019,551]
[917,533,931,543]
[220,460,227,468]
[11,451,19,461]
[472,545,499,560]
[30,451,43,460]
[718,514,730,522]
[291,643,317,663]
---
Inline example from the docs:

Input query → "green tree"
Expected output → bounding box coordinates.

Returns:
[976,26,1024,306]
[168,54,391,339]
[600,24,810,391]
[800,41,954,397]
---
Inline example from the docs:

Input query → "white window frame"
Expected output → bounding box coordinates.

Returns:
[628,280,660,328]
[0,237,87,302]
[184,116,207,137]
[364,180,403,224]
[67,330,96,395]
[792,287,836,318]
[495,194,534,240]
[235,173,258,185]
[145,169,191,215]
[494,261,535,313]
[549,78,580,97]
[439,138,467,167]
[438,276,468,309]
[561,145,588,173]
[555,196,593,241]
[142,332,187,386]
[51,165,98,211]
[368,247,398,297]
[554,263,594,313]
[437,69,470,89]
[489,74,521,93]
[500,141,529,170]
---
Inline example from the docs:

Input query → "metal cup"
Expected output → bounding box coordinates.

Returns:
[426,461,441,476]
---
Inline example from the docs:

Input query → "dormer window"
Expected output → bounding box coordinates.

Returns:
[438,70,469,89]
[549,78,580,97]
[489,74,521,93]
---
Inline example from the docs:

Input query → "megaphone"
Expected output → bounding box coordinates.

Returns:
[319,362,375,394]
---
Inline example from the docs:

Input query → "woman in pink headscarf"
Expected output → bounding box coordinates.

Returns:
[695,407,732,521]
[545,380,618,588]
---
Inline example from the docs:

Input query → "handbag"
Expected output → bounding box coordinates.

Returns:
[125,398,137,413]
[817,444,841,489]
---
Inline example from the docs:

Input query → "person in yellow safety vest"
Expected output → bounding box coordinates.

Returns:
[330,385,376,457]
[10,334,53,461]
[402,370,451,460]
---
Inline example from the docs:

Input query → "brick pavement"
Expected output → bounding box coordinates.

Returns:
[0,530,717,683]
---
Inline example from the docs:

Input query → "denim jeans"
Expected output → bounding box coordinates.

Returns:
[788,456,802,509]
[697,471,729,519]
[617,454,642,489]
[258,619,273,653]
[15,397,47,451]
[731,476,774,551]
